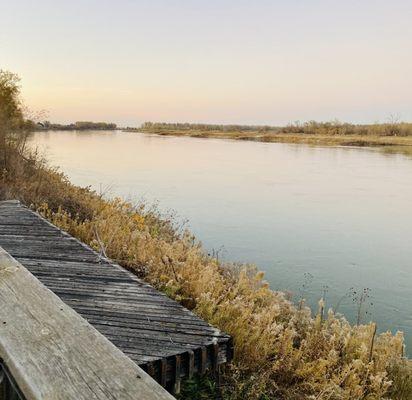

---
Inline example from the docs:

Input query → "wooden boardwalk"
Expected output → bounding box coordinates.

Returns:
[0,201,232,392]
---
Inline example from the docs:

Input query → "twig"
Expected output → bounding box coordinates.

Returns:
[93,226,108,260]
[368,323,377,363]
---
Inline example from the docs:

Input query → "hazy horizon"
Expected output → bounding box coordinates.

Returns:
[2,0,412,126]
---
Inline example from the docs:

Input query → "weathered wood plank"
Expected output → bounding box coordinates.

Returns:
[67,304,220,328]
[62,298,211,321]
[0,228,58,236]
[88,324,222,346]
[58,295,197,313]
[76,313,225,335]
[187,351,195,378]
[0,247,174,400]
[173,355,182,394]
[84,317,226,339]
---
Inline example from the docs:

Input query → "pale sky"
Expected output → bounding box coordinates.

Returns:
[2,0,412,126]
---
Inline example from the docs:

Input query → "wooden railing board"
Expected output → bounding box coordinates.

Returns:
[0,248,174,400]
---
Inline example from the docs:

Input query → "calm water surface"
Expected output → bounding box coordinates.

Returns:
[30,130,412,351]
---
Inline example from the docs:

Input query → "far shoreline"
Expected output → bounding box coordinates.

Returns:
[127,128,412,150]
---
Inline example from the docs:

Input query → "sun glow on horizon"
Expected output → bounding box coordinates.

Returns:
[2,0,412,126]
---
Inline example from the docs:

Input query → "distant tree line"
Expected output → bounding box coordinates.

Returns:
[139,122,276,132]
[38,121,117,131]
[139,119,412,137]
[277,119,412,137]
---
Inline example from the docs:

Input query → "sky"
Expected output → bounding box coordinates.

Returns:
[1,0,412,126]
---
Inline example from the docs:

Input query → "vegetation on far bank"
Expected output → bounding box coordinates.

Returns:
[2,70,412,399]
[38,120,117,131]
[132,121,412,149]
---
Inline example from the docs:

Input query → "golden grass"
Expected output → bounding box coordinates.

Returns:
[139,129,412,148]
[1,143,411,399]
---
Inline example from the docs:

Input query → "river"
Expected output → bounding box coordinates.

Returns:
[30,130,412,351]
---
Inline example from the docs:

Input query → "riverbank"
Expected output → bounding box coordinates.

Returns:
[131,120,412,153]
[137,128,412,149]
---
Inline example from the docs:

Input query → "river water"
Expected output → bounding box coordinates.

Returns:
[30,130,412,351]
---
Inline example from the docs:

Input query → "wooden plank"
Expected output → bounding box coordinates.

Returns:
[62,299,213,322]
[160,359,167,387]
[173,356,181,394]
[0,248,174,400]
[0,200,21,206]
[5,250,99,263]
[70,306,223,331]
[0,227,58,236]
[31,276,170,293]
[187,351,195,378]
[31,278,174,297]
[20,259,138,279]
[77,314,225,336]
[84,318,227,340]
[58,296,196,314]
[63,301,217,324]
[212,343,219,372]
[200,347,207,375]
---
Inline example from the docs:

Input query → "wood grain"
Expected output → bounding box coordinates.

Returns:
[0,247,174,400]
